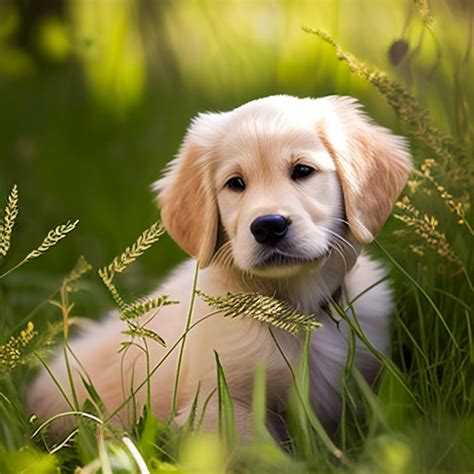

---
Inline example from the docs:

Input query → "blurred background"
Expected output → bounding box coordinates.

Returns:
[0,0,472,316]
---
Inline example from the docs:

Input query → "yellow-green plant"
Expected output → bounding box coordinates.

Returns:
[0,184,18,259]
[303,26,463,166]
[0,185,79,374]
[0,184,78,279]
[304,26,472,286]
[0,322,37,373]
[197,290,320,336]
[98,221,176,325]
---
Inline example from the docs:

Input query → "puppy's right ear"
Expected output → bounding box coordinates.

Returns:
[153,113,222,268]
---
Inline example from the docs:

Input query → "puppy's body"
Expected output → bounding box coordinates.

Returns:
[29,252,390,434]
[28,95,411,436]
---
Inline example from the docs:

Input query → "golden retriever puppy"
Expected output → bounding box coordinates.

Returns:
[28,95,411,437]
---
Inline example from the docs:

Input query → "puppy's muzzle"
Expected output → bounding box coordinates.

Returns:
[250,214,290,246]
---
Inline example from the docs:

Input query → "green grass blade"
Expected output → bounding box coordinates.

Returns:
[251,363,275,444]
[171,261,199,417]
[269,328,344,460]
[214,351,237,447]
[374,239,460,350]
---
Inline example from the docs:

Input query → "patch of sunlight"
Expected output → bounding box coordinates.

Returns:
[180,434,226,474]
[36,16,71,62]
[69,0,146,115]
[275,1,355,95]
[0,445,57,474]
[162,1,283,101]
[160,0,375,101]
[355,435,413,474]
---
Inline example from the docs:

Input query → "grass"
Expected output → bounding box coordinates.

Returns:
[0,2,473,472]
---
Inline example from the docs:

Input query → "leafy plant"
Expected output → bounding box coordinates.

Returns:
[197,290,320,335]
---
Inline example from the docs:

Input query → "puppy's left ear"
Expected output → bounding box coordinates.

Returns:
[318,96,412,244]
[153,113,223,268]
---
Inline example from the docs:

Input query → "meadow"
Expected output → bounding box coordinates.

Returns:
[0,1,472,472]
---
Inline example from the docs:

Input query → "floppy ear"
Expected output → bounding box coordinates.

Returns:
[317,96,412,244]
[153,113,222,268]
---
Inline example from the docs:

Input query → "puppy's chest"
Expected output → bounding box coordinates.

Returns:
[188,307,301,393]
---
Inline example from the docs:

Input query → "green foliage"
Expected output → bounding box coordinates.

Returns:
[0,321,37,374]
[0,187,79,279]
[99,221,165,282]
[251,364,274,444]
[24,220,79,263]
[98,221,176,324]
[123,323,166,347]
[178,434,226,474]
[122,295,177,321]
[214,351,237,448]
[0,444,57,473]
[0,191,80,376]
[62,255,92,289]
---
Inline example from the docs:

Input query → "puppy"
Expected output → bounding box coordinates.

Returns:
[28,95,411,438]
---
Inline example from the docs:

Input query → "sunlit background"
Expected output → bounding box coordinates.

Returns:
[0,2,473,472]
[0,0,472,311]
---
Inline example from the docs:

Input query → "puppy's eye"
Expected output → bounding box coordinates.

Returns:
[291,164,315,181]
[225,176,246,191]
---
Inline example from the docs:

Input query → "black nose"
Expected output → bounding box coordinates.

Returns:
[250,214,290,245]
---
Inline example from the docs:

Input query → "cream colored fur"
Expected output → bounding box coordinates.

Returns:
[28,95,411,437]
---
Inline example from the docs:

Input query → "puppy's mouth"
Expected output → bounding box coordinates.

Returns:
[253,249,328,270]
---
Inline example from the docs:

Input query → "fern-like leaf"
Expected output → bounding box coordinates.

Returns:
[0,184,19,258]
[25,220,79,262]
[120,295,178,321]
[98,272,128,312]
[19,321,64,369]
[99,221,164,282]
[123,324,166,347]
[197,290,320,335]
[0,322,37,374]
[64,256,92,285]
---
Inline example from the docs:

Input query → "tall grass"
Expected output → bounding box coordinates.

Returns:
[0,13,473,474]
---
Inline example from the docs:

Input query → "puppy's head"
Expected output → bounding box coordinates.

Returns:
[154,96,411,276]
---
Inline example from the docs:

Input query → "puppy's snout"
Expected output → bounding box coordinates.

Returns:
[250,214,290,245]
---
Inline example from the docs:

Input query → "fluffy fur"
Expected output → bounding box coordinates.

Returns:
[28,95,411,437]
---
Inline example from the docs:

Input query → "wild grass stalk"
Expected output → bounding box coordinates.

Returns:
[170,261,199,418]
